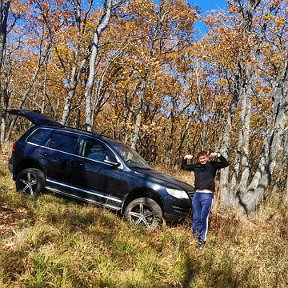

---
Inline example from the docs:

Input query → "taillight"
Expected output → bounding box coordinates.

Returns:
[12,142,16,151]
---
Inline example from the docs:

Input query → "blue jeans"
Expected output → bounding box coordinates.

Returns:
[192,192,213,241]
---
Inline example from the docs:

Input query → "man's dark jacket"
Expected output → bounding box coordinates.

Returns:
[181,155,229,192]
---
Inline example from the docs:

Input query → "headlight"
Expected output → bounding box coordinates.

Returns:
[166,188,189,199]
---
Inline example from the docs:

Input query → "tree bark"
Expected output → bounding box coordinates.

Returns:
[131,75,147,149]
[60,0,93,125]
[0,0,10,147]
[242,61,288,215]
[0,0,9,71]
[235,67,254,203]
[219,112,234,208]
[85,0,112,131]
[272,131,288,194]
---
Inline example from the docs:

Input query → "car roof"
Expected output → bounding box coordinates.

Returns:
[7,108,123,145]
[60,126,122,145]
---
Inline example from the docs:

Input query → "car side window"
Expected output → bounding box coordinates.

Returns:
[49,132,78,154]
[82,139,112,162]
[26,128,51,145]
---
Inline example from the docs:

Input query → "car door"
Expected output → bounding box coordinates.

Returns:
[43,131,79,190]
[71,137,127,209]
[7,109,61,126]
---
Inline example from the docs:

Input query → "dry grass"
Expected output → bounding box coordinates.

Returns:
[0,157,287,288]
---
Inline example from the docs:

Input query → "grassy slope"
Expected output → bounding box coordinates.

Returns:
[0,158,287,288]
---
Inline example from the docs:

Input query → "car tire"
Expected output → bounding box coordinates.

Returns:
[16,168,45,197]
[124,197,163,229]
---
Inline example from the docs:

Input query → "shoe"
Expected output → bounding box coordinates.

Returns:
[198,239,206,250]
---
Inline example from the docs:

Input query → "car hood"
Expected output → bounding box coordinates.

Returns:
[6,109,60,126]
[134,168,194,192]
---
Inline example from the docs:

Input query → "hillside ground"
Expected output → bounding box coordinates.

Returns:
[0,147,287,288]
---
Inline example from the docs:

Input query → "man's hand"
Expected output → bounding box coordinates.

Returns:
[210,152,220,158]
[184,154,193,160]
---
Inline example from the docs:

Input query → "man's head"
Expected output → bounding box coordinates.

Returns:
[197,151,208,165]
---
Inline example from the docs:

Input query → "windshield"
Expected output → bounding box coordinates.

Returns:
[110,142,151,169]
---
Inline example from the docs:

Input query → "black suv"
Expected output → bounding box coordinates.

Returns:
[8,109,193,228]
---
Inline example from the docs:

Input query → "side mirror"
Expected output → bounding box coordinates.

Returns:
[104,155,120,167]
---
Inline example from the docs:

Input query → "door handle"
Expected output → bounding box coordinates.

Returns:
[41,152,48,157]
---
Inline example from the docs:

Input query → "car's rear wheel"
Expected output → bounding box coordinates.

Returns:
[16,168,45,197]
[124,197,163,229]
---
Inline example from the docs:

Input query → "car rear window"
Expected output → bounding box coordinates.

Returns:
[26,128,52,145]
[49,132,78,154]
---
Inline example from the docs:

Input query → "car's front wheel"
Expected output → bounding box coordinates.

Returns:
[16,168,45,197]
[124,197,163,229]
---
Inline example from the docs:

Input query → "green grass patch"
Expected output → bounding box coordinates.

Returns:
[0,159,287,287]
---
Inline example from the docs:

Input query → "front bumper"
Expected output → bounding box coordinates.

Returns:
[163,197,192,223]
[164,206,191,222]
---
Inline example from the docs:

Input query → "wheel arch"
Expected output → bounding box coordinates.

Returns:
[122,187,164,215]
[14,158,45,179]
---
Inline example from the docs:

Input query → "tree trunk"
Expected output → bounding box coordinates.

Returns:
[85,0,112,131]
[175,117,191,168]
[166,112,175,167]
[0,0,10,148]
[242,60,288,215]
[235,68,254,203]
[0,0,9,71]
[272,132,288,194]
[131,76,147,149]
[61,57,88,125]
[219,112,234,208]
[219,71,240,207]
[224,0,262,213]
[285,175,288,204]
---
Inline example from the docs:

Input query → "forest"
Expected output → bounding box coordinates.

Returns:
[0,0,287,215]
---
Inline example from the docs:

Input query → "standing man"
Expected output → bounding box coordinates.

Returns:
[181,151,229,250]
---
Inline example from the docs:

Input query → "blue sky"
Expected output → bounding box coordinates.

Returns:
[187,0,228,37]
[188,0,228,13]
